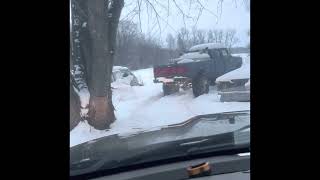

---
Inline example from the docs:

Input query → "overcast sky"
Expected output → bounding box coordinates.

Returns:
[121,0,250,47]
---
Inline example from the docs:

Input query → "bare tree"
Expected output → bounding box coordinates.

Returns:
[176,33,186,52]
[211,29,239,48]
[166,33,175,50]
[166,33,176,58]
[115,20,141,66]
[213,29,224,44]
[191,27,206,45]
[71,0,124,130]
[196,29,206,44]
[114,21,172,69]
[207,30,214,43]
[224,29,239,49]
[191,27,199,45]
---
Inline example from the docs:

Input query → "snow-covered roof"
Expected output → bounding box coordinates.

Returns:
[189,43,225,51]
[174,51,210,63]
[181,52,210,59]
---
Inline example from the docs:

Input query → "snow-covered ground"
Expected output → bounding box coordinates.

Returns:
[70,55,250,147]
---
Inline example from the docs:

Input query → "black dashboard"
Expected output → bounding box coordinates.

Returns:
[91,153,250,180]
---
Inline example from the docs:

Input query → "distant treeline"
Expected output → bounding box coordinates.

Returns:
[114,20,249,70]
[229,47,250,54]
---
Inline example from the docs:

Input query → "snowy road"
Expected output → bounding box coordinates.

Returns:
[70,55,250,147]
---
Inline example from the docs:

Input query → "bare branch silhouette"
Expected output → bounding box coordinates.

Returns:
[195,0,218,20]
[144,0,162,39]
[137,0,142,32]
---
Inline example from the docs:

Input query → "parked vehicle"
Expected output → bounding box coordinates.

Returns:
[216,53,250,102]
[153,43,242,97]
[112,66,142,86]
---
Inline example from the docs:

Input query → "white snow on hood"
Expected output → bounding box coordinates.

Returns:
[216,53,250,82]
[181,52,210,59]
[216,64,250,82]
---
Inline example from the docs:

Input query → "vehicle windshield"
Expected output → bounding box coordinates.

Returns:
[70,0,250,177]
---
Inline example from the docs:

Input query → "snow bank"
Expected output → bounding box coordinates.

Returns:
[70,68,250,147]
[73,86,90,118]
[189,43,225,51]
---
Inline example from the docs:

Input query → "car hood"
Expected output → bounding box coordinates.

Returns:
[70,110,250,164]
[216,64,250,82]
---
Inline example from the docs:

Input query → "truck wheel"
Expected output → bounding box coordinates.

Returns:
[163,83,179,96]
[192,75,209,97]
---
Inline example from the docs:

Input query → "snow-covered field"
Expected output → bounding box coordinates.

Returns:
[70,54,250,147]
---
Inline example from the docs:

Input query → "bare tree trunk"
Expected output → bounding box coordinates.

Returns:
[106,0,124,100]
[71,0,124,130]
[86,0,124,130]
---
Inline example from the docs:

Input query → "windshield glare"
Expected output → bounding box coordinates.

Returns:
[70,0,250,176]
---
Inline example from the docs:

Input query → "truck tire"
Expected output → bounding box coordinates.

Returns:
[163,83,179,96]
[192,75,209,97]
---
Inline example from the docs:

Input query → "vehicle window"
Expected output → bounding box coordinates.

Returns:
[221,49,229,57]
[70,0,250,177]
[208,50,220,59]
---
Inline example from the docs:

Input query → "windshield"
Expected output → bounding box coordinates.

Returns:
[70,0,250,177]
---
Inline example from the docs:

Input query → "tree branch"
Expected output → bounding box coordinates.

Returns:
[120,4,138,21]
[144,0,162,39]
[193,5,203,28]
[195,0,218,20]
[137,0,142,32]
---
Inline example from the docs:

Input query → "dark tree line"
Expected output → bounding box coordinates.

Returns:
[172,27,241,52]
[113,22,242,70]
[114,20,177,70]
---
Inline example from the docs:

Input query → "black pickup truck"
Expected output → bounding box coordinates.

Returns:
[153,43,242,97]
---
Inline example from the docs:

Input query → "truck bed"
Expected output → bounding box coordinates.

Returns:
[153,60,212,79]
